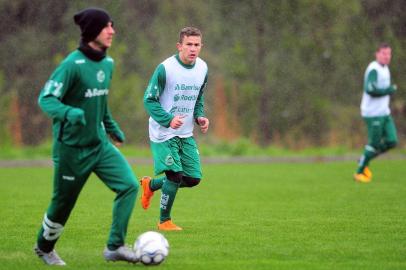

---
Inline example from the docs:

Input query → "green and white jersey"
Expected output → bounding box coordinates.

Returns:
[144,54,208,143]
[38,50,121,147]
[361,61,395,117]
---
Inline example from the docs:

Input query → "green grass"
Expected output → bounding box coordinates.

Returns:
[1,160,406,269]
[1,139,406,160]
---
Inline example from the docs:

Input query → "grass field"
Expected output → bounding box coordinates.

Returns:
[1,160,405,270]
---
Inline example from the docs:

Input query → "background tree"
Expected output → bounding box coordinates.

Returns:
[0,0,404,148]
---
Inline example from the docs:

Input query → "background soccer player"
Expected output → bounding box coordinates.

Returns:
[34,8,139,265]
[141,27,209,231]
[354,43,398,183]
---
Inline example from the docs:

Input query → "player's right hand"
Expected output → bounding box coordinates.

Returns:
[66,108,86,126]
[170,115,185,129]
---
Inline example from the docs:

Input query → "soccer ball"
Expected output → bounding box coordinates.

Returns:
[134,231,169,265]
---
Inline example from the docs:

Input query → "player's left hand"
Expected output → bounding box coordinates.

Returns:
[197,117,209,133]
[110,130,125,147]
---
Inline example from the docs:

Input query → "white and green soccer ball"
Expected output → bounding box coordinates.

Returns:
[134,231,169,265]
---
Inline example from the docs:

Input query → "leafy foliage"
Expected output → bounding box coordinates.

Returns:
[0,0,404,147]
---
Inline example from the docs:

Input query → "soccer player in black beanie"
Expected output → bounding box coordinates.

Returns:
[74,8,112,43]
[34,7,140,265]
[74,8,114,61]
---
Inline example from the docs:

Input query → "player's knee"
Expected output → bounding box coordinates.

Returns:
[122,175,139,194]
[367,143,380,154]
[131,180,140,192]
[165,170,183,183]
[182,177,201,188]
[386,140,398,150]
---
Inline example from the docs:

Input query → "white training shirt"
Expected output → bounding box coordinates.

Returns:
[148,56,208,142]
[361,61,391,117]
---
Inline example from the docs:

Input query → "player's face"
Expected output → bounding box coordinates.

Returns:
[177,35,202,65]
[376,47,391,66]
[94,22,115,49]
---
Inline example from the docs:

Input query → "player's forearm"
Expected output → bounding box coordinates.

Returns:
[194,72,207,119]
[366,84,396,97]
[104,118,121,135]
[103,107,121,133]
[193,91,205,119]
[38,94,72,121]
[144,98,174,128]
[364,69,395,97]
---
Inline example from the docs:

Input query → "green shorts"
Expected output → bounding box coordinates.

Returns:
[150,136,202,178]
[363,115,398,149]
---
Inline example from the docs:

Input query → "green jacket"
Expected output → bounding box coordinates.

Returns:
[38,50,122,147]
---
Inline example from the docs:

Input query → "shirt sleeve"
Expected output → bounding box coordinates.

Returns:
[364,69,396,97]
[102,61,121,134]
[38,60,77,121]
[103,106,122,134]
[194,71,208,119]
[143,64,174,128]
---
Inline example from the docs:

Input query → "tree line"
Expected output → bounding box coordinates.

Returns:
[0,0,405,148]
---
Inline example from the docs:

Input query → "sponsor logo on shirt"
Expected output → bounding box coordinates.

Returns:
[85,88,109,98]
[174,84,200,91]
[173,94,198,102]
[169,106,193,114]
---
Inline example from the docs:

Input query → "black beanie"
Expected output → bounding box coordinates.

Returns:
[74,8,112,42]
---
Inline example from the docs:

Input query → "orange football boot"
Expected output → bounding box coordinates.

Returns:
[158,220,183,231]
[353,173,371,183]
[140,176,154,210]
[363,167,372,179]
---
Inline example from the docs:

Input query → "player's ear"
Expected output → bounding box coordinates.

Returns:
[176,42,182,51]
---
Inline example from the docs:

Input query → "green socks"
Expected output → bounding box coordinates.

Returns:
[159,179,180,222]
[357,146,378,173]
[150,176,165,191]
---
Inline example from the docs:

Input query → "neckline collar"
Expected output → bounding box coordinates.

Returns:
[78,40,106,62]
[175,54,195,69]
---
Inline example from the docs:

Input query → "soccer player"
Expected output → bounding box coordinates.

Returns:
[354,43,398,183]
[141,27,209,231]
[34,8,139,265]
